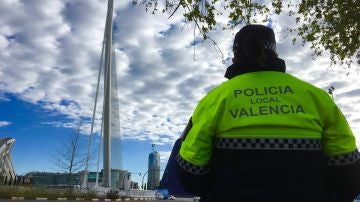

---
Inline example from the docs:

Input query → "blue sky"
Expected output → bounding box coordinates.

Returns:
[0,94,67,174]
[0,0,359,185]
[0,93,172,183]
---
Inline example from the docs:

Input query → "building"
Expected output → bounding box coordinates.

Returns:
[26,170,105,188]
[78,171,102,188]
[78,169,131,190]
[130,181,139,189]
[25,172,79,186]
[26,170,132,189]
[147,150,160,190]
[111,169,130,190]
[0,137,16,185]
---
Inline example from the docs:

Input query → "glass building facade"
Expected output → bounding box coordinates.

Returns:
[25,172,80,186]
[147,151,160,190]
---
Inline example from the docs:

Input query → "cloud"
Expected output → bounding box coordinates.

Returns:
[338,89,360,98]
[158,151,171,164]
[0,121,11,127]
[42,121,77,129]
[0,93,10,102]
[0,0,359,151]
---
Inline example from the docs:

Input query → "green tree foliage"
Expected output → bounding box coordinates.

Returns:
[133,0,360,67]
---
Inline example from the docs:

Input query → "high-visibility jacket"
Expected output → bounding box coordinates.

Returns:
[176,70,360,201]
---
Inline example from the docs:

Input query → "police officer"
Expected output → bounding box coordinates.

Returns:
[175,24,360,202]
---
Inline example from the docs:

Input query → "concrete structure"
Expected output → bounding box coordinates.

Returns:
[101,0,114,188]
[147,151,160,190]
[0,137,16,185]
[83,0,123,189]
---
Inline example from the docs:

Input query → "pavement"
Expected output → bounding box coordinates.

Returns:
[0,198,194,202]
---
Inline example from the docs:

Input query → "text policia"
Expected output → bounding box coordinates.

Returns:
[230,85,305,118]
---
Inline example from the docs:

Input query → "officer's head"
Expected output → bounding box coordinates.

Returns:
[232,24,278,65]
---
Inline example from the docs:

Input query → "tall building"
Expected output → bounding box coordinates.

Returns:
[147,150,160,190]
[0,137,16,185]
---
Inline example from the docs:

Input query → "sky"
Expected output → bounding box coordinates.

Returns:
[0,0,359,185]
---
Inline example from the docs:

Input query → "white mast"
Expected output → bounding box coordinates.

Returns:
[83,0,114,189]
[102,0,114,188]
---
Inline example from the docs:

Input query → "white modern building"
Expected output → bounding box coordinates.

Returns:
[0,137,16,185]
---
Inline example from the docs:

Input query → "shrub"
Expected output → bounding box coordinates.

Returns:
[106,189,119,200]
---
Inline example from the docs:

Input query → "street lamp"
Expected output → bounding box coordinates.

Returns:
[141,168,164,190]
[141,169,150,190]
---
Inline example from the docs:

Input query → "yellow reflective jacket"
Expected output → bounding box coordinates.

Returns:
[179,71,357,166]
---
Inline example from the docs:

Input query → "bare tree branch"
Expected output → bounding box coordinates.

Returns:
[50,118,92,184]
[168,0,182,19]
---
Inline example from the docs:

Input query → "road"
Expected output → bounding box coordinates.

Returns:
[0,199,194,202]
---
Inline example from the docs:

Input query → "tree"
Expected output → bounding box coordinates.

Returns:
[134,0,359,67]
[51,119,87,184]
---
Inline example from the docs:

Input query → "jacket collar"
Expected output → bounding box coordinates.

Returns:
[224,58,286,79]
